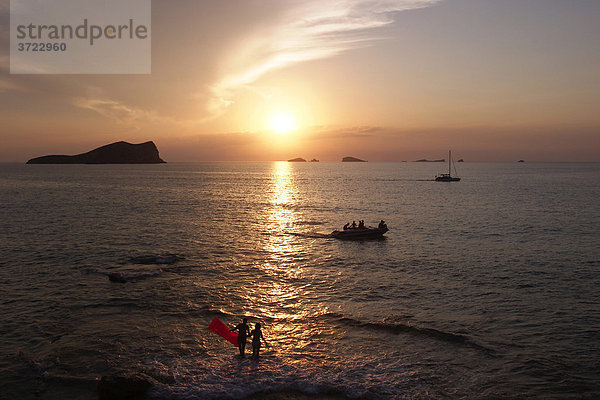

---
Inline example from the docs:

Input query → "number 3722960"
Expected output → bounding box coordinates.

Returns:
[17,42,67,52]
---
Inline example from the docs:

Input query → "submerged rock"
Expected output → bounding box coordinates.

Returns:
[129,254,183,265]
[108,273,127,283]
[105,269,162,283]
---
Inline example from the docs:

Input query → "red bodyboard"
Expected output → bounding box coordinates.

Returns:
[208,317,238,346]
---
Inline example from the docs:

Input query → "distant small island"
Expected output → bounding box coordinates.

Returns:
[288,157,306,162]
[26,141,165,164]
[342,156,366,162]
[415,159,445,162]
[310,158,319,162]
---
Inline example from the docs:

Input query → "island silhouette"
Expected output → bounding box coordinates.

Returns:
[342,156,366,162]
[26,141,165,164]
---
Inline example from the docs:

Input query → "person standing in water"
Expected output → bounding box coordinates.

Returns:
[230,318,250,357]
[250,322,268,359]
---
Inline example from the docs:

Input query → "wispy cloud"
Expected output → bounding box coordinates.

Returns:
[73,97,152,126]
[72,87,184,129]
[208,0,440,116]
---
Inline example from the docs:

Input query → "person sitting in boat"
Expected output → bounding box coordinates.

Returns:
[358,220,365,229]
[378,220,387,229]
[351,221,357,229]
[343,223,350,230]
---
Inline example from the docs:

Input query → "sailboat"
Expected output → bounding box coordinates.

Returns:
[435,150,461,182]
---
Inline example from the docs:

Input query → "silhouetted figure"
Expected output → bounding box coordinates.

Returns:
[351,221,357,229]
[358,220,365,229]
[230,318,250,357]
[343,223,350,230]
[378,220,387,229]
[250,323,268,359]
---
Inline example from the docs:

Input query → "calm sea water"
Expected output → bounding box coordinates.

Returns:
[1,162,599,399]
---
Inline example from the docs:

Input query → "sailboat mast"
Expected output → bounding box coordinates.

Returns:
[448,150,451,175]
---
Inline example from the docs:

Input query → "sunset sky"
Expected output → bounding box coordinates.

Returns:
[1,0,599,162]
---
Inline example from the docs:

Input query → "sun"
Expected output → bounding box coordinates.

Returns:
[269,112,298,134]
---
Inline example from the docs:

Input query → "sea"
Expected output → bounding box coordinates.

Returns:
[0,161,599,400]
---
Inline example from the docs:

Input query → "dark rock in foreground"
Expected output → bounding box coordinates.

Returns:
[246,390,350,400]
[288,157,306,162]
[26,141,165,164]
[342,156,366,162]
[98,375,152,400]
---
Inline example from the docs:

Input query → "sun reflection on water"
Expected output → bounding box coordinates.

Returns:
[265,161,299,263]
[233,162,333,360]
[257,162,319,344]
